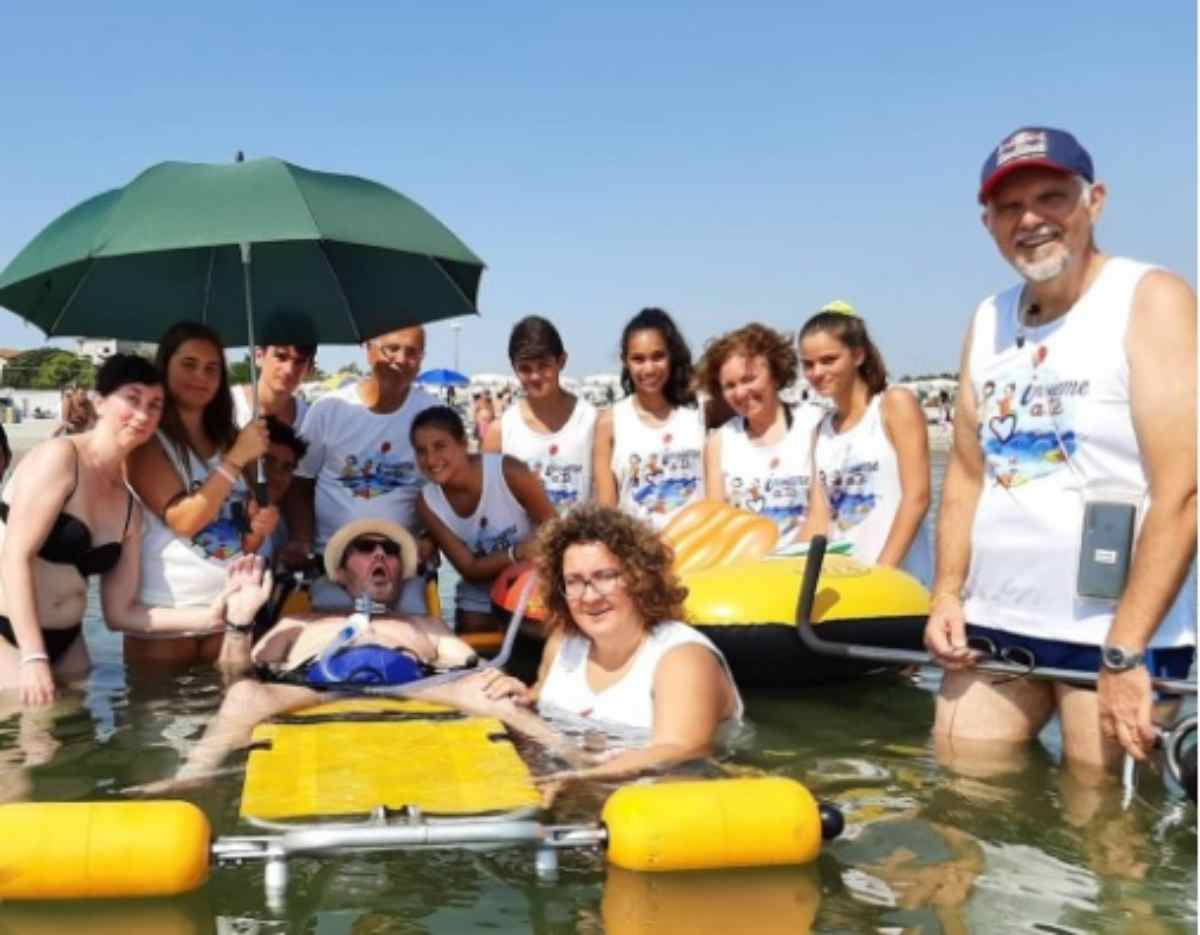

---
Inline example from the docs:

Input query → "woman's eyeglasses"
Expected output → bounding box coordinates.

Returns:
[560,568,622,599]
[348,537,403,558]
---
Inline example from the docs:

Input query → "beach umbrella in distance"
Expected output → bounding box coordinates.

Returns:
[418,368,470,387]
[0,155,485,499]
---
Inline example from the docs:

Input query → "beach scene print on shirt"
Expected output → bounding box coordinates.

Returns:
[191,492,245,561]
[625,441,702,518]
[528,444,585,509]
[334,441,423,499]
[726,459,811,540]
[470,516,519,559]
[977,344,1084,489]
[821,460,880,532]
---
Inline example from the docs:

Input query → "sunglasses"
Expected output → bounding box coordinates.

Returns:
[347,537,403,558]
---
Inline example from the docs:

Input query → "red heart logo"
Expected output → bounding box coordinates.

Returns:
[549,445,558,456]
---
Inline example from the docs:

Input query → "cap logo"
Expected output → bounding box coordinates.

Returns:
[997,130,1047,166]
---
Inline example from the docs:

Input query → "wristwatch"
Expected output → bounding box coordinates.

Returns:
[1100,645,1146,672]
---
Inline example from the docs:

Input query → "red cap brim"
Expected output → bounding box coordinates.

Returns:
[978,158,1072,204]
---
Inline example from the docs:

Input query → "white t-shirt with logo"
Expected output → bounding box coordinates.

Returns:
[499,397,597,513]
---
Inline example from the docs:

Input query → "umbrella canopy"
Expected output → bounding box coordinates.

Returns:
[418,368,470,387]
[0,157,485,347]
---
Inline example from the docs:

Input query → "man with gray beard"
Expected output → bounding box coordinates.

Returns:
[925,127,1196,774]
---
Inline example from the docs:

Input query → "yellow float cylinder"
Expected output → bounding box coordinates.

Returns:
[0,801,211,900]
[602,777,822,872]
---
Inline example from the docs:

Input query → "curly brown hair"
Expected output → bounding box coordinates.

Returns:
[534,504,688,637]
[694,323,798,402]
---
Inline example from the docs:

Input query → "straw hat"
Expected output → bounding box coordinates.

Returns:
[323,518,419,581]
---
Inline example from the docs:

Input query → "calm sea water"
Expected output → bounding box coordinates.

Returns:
[0,452,1194,933]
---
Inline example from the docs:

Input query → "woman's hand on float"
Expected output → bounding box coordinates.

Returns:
[223,555,273,628]
[18,659,55,707]
[228,418,270,469]
[477,669,534,706]
[924,593,976,670]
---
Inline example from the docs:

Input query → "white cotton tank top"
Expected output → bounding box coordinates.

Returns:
[138,432,246,608]
[233,386,308,429]
[717,405,823,545]
[537,620,744,733]
[610,398,705,530]
[420,454,533,615]
[813,393,932,585]
[500,397,597,513]
[964,257,1195,647]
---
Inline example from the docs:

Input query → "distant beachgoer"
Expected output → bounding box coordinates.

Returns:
[0,355,227,705]
[696,323,823,543]
[283,327,438,610]
[127,322,273,667]
[414,406,556,632]
[473,393,495,444]
[478,504,743,782]
[53,386,95,437]
[926,126,1196,769]
[483,316,597,513]
[232,343,316,430]
[593,308,705,530]
[799,302,932,585]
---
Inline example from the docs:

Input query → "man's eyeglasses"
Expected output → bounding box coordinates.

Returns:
[560,568,622,599]
[348,537,403,558]
[372,341,423,361]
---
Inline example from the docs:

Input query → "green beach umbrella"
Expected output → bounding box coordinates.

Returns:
[0,156,485,348]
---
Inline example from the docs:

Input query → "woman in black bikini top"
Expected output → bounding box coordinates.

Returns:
[0,355,228,707]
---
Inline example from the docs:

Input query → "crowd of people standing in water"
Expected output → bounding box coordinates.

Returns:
[0,125,1192,791]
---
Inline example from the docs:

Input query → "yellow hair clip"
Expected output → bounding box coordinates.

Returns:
[820,300,857,317]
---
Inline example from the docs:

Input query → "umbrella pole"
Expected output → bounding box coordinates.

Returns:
[240,241,268,506]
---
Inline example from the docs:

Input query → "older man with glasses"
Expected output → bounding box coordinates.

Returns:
[283,327,439,611]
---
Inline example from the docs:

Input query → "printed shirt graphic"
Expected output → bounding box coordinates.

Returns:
[190,487,246,561]
[333,442,424,500]
[468,515,520,558]
[976,343,1083,490]
[819,458,880,533]
[528,446,587,511]
[725,456,810,539]
[623,438,703,519]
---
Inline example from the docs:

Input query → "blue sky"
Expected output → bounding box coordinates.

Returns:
[1,1,1194,380]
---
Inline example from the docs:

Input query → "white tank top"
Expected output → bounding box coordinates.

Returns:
[717,405,824,545]
[537,620,744,733]
[420,454,533,615]
[610,398,705,530]
[137,431,248,608]
[813,393,932,585]
[500,397,597,513]
[233,385,308,429]
[964,257,1195,647]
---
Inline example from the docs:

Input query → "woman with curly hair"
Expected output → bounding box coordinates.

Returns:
[479,504,742,781]
[696,323,824,544]
[593,308,706,530]
[799,302,931,584]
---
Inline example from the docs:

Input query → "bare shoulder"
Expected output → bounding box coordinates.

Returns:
[657,640,724,678]
[881,385,922,416]
[1131,269,1196,331]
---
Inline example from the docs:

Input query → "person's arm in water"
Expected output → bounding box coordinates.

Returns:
[100,507,230,636]
[925,319,985,669]
[876,386,932,568]
[127,423,268,539]
[1100,271,1198,761]
[0,441,79,706]
[592,409,618,507]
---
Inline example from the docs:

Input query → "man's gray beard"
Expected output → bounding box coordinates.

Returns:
[1011,249,1070,283]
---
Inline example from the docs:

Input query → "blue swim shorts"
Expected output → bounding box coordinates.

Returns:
[965,625,1195,681]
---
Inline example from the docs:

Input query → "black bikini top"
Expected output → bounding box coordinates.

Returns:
[0,443,134,578]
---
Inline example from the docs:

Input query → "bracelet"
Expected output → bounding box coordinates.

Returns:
[215,463,240,485]
[20,653,49,665]
[224,618,254,634]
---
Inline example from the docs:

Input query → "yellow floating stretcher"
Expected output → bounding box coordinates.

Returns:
[241,697,541,821]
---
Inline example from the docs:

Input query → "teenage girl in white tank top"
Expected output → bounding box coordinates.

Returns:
[413,406,557,633]
[482,316,597,513]
[593,308,706,531]
[799,303,932,584]
[698,323,824,545]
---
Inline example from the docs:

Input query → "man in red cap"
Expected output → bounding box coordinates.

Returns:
[926,127,1196,772]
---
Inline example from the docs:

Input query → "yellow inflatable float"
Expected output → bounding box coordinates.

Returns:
[492,501,930,689]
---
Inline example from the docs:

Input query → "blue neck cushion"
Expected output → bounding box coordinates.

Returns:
[304,644,428,687]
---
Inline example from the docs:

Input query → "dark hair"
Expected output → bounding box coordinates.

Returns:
[798,311,889,397]
[695,322,799,400]
[265,414,309,461]
[534,504,688,638]
[0,424,10,467]
[155,321,237,453]
[259,344,317,362]
[618,307,696,407]
[508,316,565,363]
[410,405,468,445]
[95,353,162,397]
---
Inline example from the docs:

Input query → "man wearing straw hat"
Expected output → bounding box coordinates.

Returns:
[926,126,1196,770]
